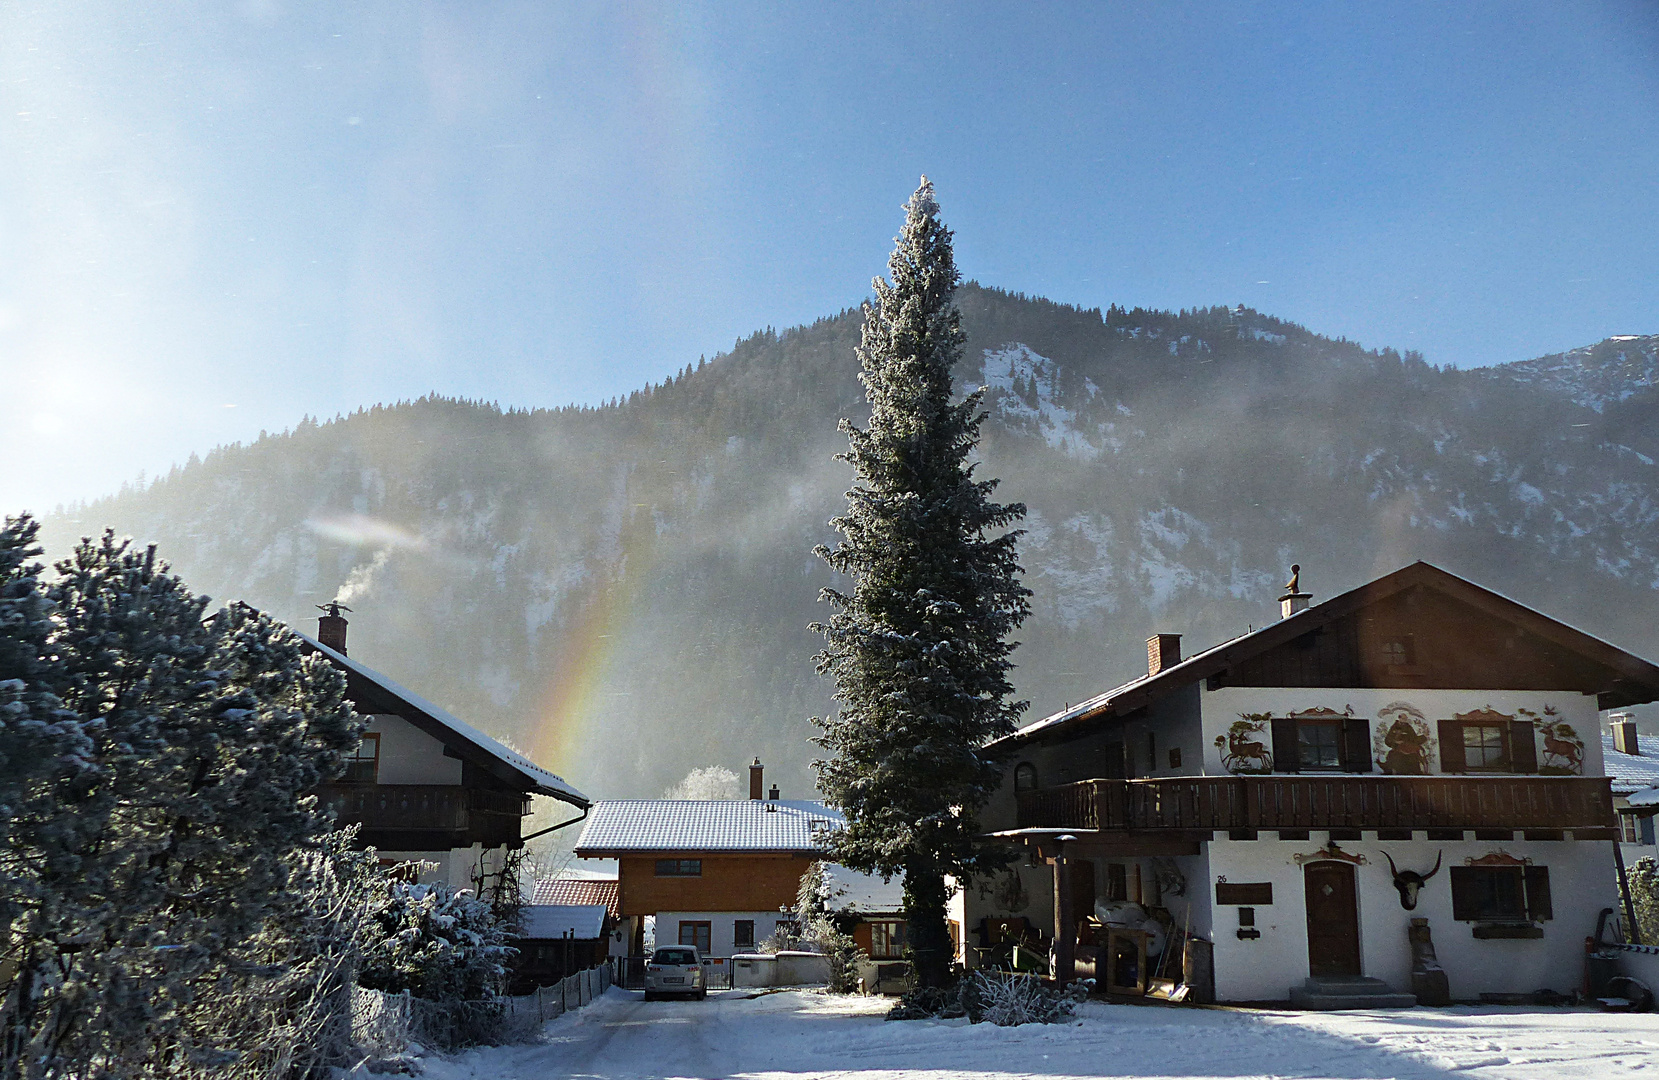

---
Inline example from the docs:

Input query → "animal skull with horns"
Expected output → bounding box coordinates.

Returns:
[1383,851,1442,910]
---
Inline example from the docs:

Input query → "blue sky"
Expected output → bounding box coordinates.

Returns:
[2,1,1656,514]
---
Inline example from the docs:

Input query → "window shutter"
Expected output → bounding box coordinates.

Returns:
[1271,718,1299,773]
[1342,717,1374,773]
[1449,866,1479,921]
[1643,816,1656,846]
[1524,866,1552,921]
[1438,720,1467,773]
[1508,720,1538,774]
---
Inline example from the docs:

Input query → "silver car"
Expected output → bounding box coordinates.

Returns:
[643,945,706,1000]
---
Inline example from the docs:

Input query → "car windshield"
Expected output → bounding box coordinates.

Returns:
[653,948,698,966]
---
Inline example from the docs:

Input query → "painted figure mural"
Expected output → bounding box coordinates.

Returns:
[1374,701,1435,775]
[1215,714,1273,774]
[1521,705,1583,775]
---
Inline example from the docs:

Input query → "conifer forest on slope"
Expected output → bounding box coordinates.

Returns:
[43,286,1659,800]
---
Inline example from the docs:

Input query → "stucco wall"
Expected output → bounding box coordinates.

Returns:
[657,911,791,956]
[366,713,463,785]
[1206,834,1615,1002]
[1201,688,1602,778]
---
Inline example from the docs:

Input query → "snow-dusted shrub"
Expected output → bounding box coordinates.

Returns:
[663,765,741,800]
[359,879,516,1003]
[969,970,1086,1026]
[1629,856,1659,943]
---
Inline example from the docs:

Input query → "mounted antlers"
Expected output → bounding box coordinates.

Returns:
[1383,851,1443,911]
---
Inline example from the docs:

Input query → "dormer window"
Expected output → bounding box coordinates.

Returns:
[1014,762,1039,792]
[344,733,380,783]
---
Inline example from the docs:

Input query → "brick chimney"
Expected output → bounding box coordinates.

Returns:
[1147,634,1182,675]
[316,601,350,655]
[1280,563,1312,619]
[1612,714,1641,756]
[750,757,764,800]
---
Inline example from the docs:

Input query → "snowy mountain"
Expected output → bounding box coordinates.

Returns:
[41,288,1659,799]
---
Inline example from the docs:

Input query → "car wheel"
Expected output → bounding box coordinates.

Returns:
[697,989,707,1001]
[642,991,655,1002]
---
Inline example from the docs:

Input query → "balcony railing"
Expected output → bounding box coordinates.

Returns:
[1015,776,1615,833]
[319,784,531,833]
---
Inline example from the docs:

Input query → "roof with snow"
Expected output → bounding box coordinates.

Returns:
[820,863,906,915]
[574,800,842,856]
[995,562,1659,751]
[517,904,607,941]
[299,633,587,807]
[1603,733,1659,796]
[532,877,620,918]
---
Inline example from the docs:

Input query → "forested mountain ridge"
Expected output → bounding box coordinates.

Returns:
[41,288,1659,801]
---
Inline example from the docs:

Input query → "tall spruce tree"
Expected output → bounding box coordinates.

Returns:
[812,179,1030,988]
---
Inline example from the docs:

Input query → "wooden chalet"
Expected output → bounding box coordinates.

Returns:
[303,605,589,892]
[965,562,1659,1006]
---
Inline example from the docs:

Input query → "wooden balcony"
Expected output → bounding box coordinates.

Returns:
[1014,775,1616,835]
[319,784,531,834]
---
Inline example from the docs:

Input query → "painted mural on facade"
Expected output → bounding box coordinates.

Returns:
[1214,713,1273,774]
[1374,701,1436,775]
[1521,705,1584,775]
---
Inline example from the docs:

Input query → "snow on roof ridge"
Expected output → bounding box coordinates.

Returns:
[575,798,844,854]
[299,632,587,805]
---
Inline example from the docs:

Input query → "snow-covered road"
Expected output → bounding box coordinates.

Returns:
[421,987,1659,1080]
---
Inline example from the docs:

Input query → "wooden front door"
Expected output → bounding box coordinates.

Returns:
[1303,862,1361,977]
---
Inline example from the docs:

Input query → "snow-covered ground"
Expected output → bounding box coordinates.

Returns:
[419,987,1659,1079]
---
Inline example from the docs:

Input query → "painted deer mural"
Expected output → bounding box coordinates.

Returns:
[1383,851,1443,910]
[1215,715,1273,774]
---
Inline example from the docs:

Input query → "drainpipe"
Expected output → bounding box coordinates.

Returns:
[1613,839,1642,945]
[521,805,590,845]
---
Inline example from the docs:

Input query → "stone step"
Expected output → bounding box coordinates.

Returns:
[1289,976,1417,1010]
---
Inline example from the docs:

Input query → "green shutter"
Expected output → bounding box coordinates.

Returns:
[1449,866,1479,920]
[1342,717,1374,773]
[1271,718,1299,773]
[1524,866,1552,921]
[1509,721,1538,774]
[1438,720,1467,773]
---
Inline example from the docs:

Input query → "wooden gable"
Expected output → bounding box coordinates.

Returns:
[1210,571,1659,706]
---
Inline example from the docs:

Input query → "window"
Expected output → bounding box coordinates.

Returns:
[870,921,908,959]
[733,919,755,948]
[1013,762,1038,792]
[1381,637,1416,666]
[344,733,380,783]
[1462,723,1508,771]
[1297,722,1342,771]
[1105,863,1127,902]
[678,921,711,953]
[1167,747,1182,769]
[1622,815,1641,845]
[1450,865,1551,923]
[655,859,702,877]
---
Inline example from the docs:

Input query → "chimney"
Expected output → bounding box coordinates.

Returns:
[1612,714,1641,756]
[1280,563,1312,620]
[316,601,351,655]
[1147,634,1182,675]
[749,757,764,800]
[768,783,780,801]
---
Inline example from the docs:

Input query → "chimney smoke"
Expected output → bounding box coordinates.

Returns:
[750,757,764,800]
[316,601,351,655]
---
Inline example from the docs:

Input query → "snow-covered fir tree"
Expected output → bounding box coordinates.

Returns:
[812,179,1031,988]
[2,531,360,1077]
